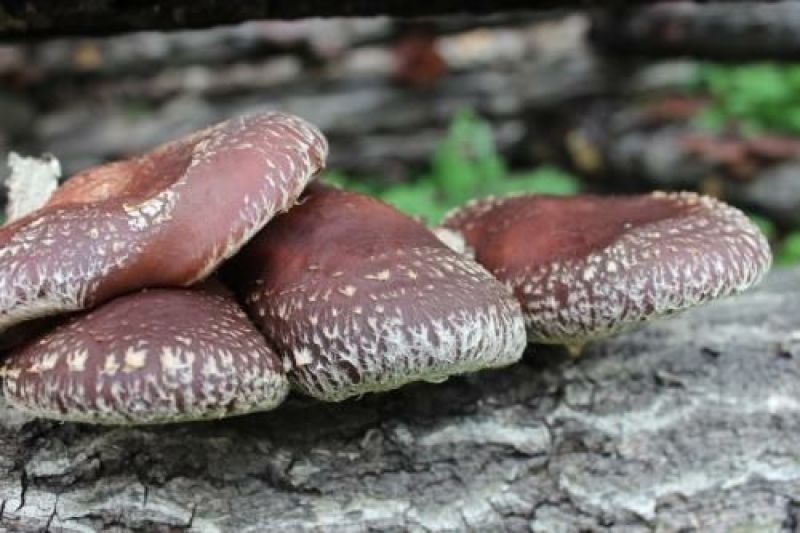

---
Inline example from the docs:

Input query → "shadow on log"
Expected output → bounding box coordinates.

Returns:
[0,1,644,40]
[1,267,799,531]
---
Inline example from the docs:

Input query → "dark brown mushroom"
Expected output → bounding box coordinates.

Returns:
[0,282,288,424]
[441,191,772,348]
[0,112,327,334]
[226,184,527,402]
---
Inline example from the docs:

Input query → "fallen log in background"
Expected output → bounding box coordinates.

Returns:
[1,267,798,531]
[0,15,606,181]
[559,102,800,228]
[0,1,670,40]
[592,1,800,60]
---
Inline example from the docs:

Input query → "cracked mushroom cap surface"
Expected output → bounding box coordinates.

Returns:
[226,184,527,402]
[0,282,289,424]
[441,192,773,345]
[0,112,327,334]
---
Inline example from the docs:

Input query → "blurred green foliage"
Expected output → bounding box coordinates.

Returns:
[747,212,776,242]
[777,232,800,266]
[324,110,580,224]
[696,63,800,265]
[326,109,799,266]
[746,213,799,265]
[697,63,800,135]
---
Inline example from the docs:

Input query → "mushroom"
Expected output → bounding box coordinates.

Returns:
[0,282,289,424]
[225,184,527,402]
[0,112,327,334]
[441,191,772,349]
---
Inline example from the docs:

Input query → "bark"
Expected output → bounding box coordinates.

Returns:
[1,267,799,532]
[0,0,661,40]
[592,1,800,60]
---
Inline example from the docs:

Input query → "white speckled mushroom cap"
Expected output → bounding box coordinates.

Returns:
[226,184,527,402]
[0,282,289,425]
[0,112,327,334]
[441,191,773,345]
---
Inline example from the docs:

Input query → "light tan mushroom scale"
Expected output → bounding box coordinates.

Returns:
[0,283,289,424]
[441,192,773,345]
[226,184,527,402]
[0,112,327,333]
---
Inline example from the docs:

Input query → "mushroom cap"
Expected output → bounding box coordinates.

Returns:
[0,282,289,424]
[0,112,327,333]
[226,184,526,402]
[441,191,773,344]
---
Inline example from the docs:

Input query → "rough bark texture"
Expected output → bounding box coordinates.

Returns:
[0,266,798,532]
[593,1,800,60]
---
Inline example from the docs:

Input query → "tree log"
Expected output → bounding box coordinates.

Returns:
[1,267,798,531]
[562,108,800,227]
[0,1,687,40]
[592,1,800,60]
[0,16,605,182]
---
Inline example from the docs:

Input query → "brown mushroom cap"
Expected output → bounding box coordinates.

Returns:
[0,112,327,333]
[0,282,289,424]
[441,191,773,345]
[226,184,526,402]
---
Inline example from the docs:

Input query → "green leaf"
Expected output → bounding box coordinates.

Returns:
[698,62,800,135]
[431,110,507,204]
[319,110,582,226]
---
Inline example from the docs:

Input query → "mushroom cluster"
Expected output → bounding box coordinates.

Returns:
[0,112,773,425]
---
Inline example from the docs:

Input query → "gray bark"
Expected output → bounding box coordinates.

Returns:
[0,16,605,181]
[1,267,799,532]
[577,116,800,227]
[592,1,800,60]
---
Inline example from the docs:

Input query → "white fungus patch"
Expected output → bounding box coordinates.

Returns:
[4,152,61,223]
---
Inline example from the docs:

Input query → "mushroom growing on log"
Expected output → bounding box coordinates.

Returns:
[0,113,776,426]
[0,282,289,424]
[226,184,527,402]
[441,192,772,349]
[0,112,327,335]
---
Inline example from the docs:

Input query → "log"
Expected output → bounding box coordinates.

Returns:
[592,1,800,60]
[564,113,800,227]
[0,16,606,181]
[1,267,799,531]
[0,1,668,40]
